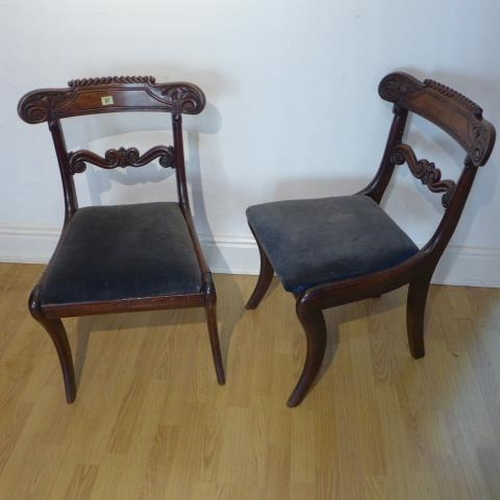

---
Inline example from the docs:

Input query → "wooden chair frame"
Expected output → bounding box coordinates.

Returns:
[246,72,496,407]
[18,76,225,402]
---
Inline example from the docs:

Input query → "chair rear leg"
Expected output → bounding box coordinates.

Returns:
[246,239,274,309]
[29,288,76,403]
[287,300,327,407]
[205,303,226,385]
[406,273,432,359]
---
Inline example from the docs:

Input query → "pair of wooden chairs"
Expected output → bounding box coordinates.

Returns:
[18,72,495,406]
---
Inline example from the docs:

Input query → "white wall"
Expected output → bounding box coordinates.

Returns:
[1,0,500,286]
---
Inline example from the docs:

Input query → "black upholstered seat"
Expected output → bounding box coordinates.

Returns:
[42,202,202,306]
[247,195,418,294]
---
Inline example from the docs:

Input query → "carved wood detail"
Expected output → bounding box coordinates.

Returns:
[18,91,79,124]
[423,79,483,118]
[146,83,206,114]
[18,77,206,124]
[68,145,175,174]
[68,76,156,88]
[468,121,493,166]
[378,72,423,102]
[379,73,483,118]
[378,72,495,167]
[390,143,456,208]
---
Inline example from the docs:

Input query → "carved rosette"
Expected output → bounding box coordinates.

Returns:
[68,146,175,174]
[390,143,456,208]
[378,72,423,102]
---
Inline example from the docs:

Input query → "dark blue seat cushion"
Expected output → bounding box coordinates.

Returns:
[41,202,202,305]
[247,195,419,294]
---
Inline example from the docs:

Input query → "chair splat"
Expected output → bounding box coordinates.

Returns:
[67,146,176,174]
[390,143,456,208]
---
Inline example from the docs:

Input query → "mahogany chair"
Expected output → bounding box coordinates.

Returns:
[245,72,495,407]
[18,76,225,403]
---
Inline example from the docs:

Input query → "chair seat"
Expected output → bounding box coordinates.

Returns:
[41,202,202,306]
[247,195,419,294]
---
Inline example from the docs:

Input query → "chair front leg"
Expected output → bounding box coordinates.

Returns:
[205,302,226,385]
[29,287,76,403]
[245,237,274,310]
[406,272,432,359]
[287,298,327,407]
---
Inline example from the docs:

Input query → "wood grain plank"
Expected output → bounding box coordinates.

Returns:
[0,264,499,499]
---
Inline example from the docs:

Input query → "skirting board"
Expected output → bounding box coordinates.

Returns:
[1,225,500,288]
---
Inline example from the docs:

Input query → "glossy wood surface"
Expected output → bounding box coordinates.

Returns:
[1,263,500,499]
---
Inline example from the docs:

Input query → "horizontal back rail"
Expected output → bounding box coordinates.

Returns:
[378,72,495,167]
[67,145,175,174]
[18,76,206,124]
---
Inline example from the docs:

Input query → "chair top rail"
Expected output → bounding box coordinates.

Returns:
[18,76,206,124]
[379,72,495,167]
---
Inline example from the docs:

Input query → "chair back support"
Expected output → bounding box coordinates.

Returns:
[362,72,495,259]
[18,76,205,222]
[379,72,495,167]
[17,76,205,121]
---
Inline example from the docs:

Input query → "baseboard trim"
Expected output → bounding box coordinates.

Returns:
[428,244,500,287]
[1,225,500,287]
[0,225,60,264]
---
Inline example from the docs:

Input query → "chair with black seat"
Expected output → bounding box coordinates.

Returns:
[18,75,225,403]
[245,72,495,407]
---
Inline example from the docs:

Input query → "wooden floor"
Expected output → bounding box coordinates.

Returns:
[1,263,500,499]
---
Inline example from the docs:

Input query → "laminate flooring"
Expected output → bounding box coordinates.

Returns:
[1,263,499,499]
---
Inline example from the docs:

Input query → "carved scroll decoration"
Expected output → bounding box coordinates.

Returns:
[19,91,79,124]
[147,83,206,114]
[390,143,456,208]
[378,73,423,102]
[469,122,491,166]
[68,145,175,174]
[19,77,206,123]
[379,72,495,167]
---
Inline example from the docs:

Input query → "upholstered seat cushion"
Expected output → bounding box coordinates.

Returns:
[41,202,202,305]
[247,195,419,294]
